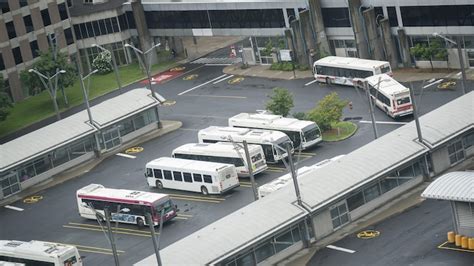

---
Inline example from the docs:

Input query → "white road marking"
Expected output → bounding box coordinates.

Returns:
[5,205,24,211]
[205,63,233,66]
[456,71,462,77]
[212,75,234,84]
[116,153,136,159]
[359,120,408,125]
[423,79,443,89]
[304,79,318,86]
[185,94,246,99]
[178,74,228,96]
[326,245,356,254]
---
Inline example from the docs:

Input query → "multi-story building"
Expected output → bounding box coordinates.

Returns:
[0,0,77,102]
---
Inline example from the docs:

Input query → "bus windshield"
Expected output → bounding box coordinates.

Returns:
[155,198,173,213]
[302,125,320,142]
[396,96,410,105]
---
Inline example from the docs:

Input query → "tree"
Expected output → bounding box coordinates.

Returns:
[92,50,113,74]
[410,39,448,71]
[20,49,77,118]
[265,87,294,117]
[307,92,348,131]
[0,76,13,121]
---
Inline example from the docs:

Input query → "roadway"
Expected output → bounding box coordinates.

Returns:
[0,48,469,265]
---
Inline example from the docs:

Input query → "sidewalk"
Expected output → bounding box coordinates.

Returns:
[0,120,182,207]
[224,63,474,83]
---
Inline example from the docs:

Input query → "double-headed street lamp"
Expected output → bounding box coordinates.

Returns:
[29,68,66,121]
[432,33,467,95]
[92,43,122,93]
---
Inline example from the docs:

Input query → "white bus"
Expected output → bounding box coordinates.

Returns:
[145,157,239,195]
[0,240,82,266]
[76,184,177,227]
[363,74,413,118]
[171,142,267,177]
[228,113,322,150]
[258,155,345,198]
[197,126,293,163]
[313,56,392,86]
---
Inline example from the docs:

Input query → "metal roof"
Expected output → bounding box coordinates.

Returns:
[136,92,473,265]
[422,171,474,202]
[1,88,158,171]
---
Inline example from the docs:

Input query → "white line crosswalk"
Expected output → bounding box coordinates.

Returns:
[191,57,242,65]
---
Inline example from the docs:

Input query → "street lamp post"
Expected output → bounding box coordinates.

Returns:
[242,140,259,201]
[79,69,101,153]
[363,80,378,139]
[29,68,66,121]
[146,209,165,266]
[92,44,122,93]
[432,33,467,95]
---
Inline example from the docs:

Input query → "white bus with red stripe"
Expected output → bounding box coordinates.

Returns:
[313,56,392,86]
[364,74,413,118]
[76,184,177,227]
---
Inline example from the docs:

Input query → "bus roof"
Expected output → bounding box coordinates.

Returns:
[0,240,77,259]
[229,113,316,131]
[365,74,410,96]
[146,157,234,172]
[172,142,262,157]
[314,56,389,71]
[76,184,168,205]
[199,126,289,143]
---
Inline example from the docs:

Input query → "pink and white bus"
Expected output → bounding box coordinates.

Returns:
[77,184,177,227]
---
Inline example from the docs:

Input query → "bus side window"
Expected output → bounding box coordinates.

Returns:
[163,170,172,180]
[203,175,212,183]
[146,168,153,177]
[173,171,183,182]
[183,172,193,183]
[193,173,203,182]
[153,169,162,179]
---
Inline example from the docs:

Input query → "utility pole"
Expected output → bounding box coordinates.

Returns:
[146,211,163,266]
[243,140,259,201]
[104,207,120,266]
[364,80,378,139]
[456,36,467,95]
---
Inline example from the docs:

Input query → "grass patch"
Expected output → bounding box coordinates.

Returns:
[0,59,180,138]
[322,121,357,142]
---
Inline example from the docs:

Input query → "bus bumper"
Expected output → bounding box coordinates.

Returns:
[220,183,240,194]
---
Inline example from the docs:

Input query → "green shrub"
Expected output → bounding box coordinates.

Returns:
[292,112,307,120]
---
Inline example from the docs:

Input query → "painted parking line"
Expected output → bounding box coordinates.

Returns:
[213,74,234,84]
[167,193,225,204]
[304,80,318,86]
[184,94,247,99]
[116,153,136,159]
[4,205,24,211]
[266,167,286,173]
[178,74,228,96]
[326,245,356,254]
[57,243,125,256]
[423,79,443,89]
[239,181,257,188]
[205,63,233,66]
[64,222,158,237]
[438,241,474,253]
[296,152,317,156]
[359,120,408,125]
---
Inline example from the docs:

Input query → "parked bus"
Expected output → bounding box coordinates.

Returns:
[76,184,177,227]
[228,113,322,150]
[258,155,345,198]
[0,240,82,266]
[145,157,239,195]
[171,142,267,177]
[197,126,293,163]
[313,56,392,86]
[362,74,413,118]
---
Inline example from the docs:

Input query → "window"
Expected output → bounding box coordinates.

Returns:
[448,140,465,165]
[163,170,172,180]
[254,242,275,263]
[111,17,119,33]
[118,14,128,30]
[12,47,22,65]
[33,155,52,175]
[19,0,28,7]
[330,202,349,229]
[41,9,51,27]
[153,169,162,179]
[92,21,101,36]
[380,177,398,193]
[52,147,70,166]
[0,52,4,71]
[86,21,94,38]
[193,173,202,182]
[183,172,192,183]
[58,3,69,20]
[463,132,474,148]
[363,183,381,202]
[0,1,10,13]
[203,175,212,183]
[387,7,398,27]
[146,168,153,177]
[64,28,74,45]
[23,15,34,33]
[401,5,474,27]
[74,25,82,40]
[322,8,351,27]
[173,171,183,182]
[347,191,364,211]
[133,114,146,129]
[6,21,16,39]
[30,40,39,58]
[105,18,113,34]
[126,11,136,29]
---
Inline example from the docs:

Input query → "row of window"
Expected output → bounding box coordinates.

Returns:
[81,198,150,215]
[0,0,28,14]
[74,13,133,40]
[173,153,245,167]
[315,65,373,79]
[146,168,213,184]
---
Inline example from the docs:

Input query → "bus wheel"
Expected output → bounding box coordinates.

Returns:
[137,218,145,227]
[201,186,209,195]
[156,180,163,189]
[326,77,331,85]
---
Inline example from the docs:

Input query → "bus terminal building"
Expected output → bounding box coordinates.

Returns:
[0,88,160,200]
[137,92,474,265]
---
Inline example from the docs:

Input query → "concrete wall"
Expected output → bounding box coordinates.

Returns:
[431,147,451,175]
[312,209,334,239]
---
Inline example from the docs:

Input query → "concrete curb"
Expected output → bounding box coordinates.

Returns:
[223,64,313,81]
[0,120,182,207]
